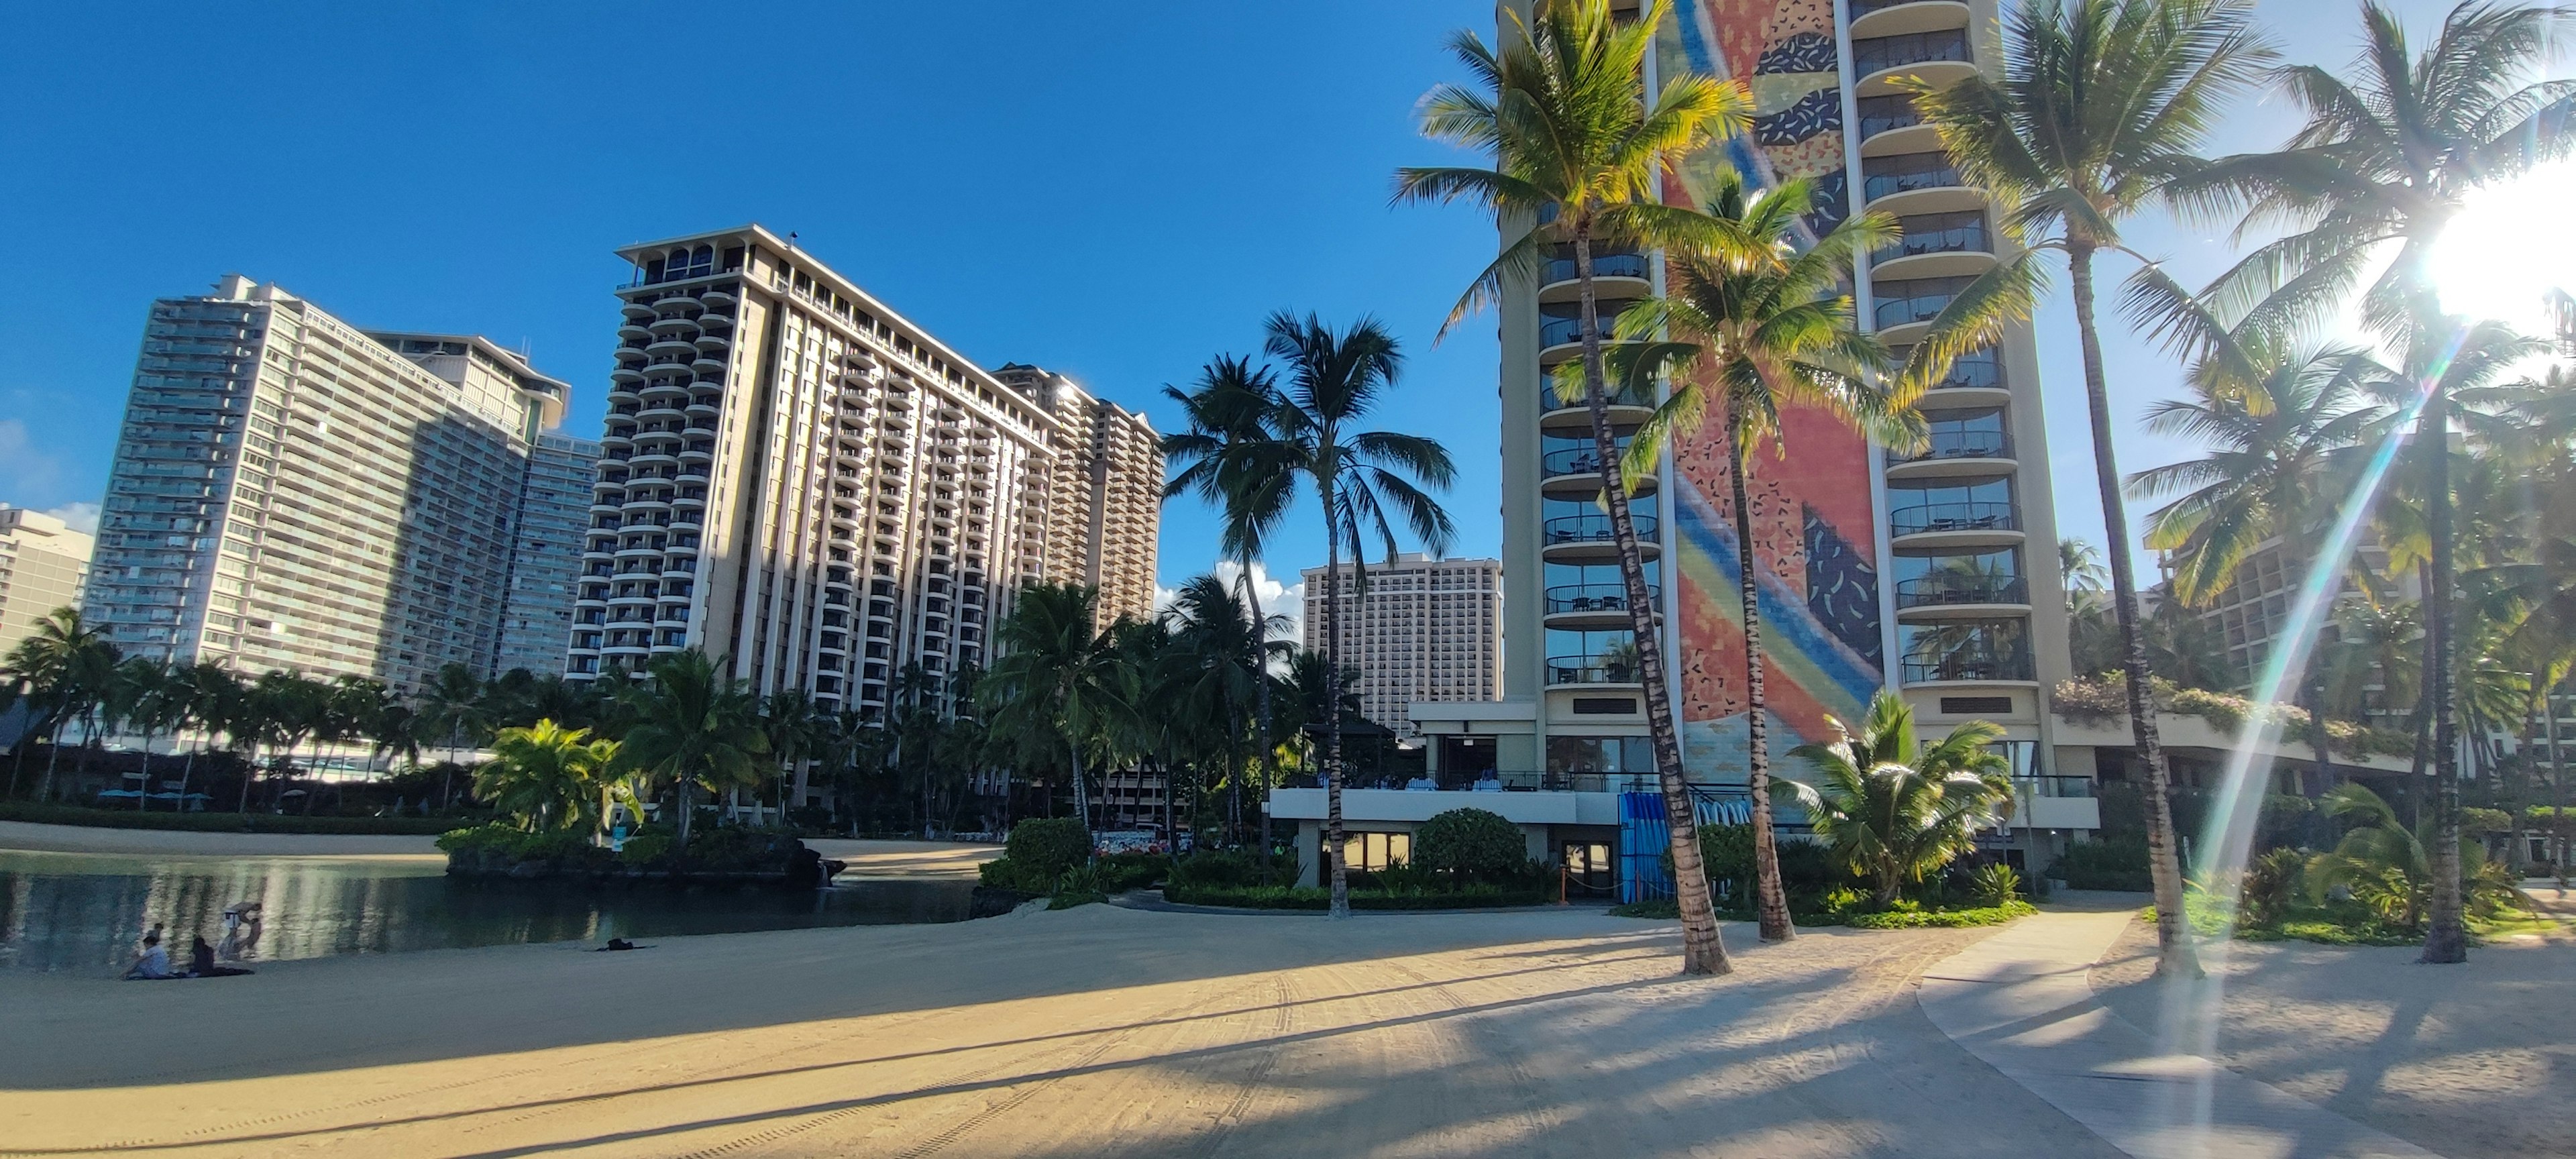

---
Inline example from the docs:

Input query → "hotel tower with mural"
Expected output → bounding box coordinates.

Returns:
[1273,0,2106,897]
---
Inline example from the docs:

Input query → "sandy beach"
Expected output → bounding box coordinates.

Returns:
[2091,912,2576,1158]
[0,906,2125,1158]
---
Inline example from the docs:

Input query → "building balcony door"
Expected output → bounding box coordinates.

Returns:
[1562,840,1614,897]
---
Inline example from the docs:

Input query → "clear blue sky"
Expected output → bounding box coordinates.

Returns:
[0,0,2432,603]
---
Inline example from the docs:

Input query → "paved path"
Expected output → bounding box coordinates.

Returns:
[1919,911,2437,1159]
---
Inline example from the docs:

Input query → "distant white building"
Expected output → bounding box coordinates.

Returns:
[1301,553,1503,740]
[0,507,95,657]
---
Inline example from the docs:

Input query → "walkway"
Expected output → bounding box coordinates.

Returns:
[1918,909,2436,1159]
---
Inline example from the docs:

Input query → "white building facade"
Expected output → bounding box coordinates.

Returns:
[0,508,95,658]
[1300,554,1503,740]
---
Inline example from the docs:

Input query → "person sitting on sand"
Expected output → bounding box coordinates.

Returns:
[124,934,172,980]
[187,935,252,978]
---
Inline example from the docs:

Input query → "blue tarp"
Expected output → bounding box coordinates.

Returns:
[1617,791,1752,903]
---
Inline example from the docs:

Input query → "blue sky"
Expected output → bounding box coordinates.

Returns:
[0,0,2513,616]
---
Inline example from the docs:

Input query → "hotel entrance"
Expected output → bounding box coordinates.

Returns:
[1560,840,1614,897]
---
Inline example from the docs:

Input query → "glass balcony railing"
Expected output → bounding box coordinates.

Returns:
[1541,447,1614,476]
[1890,429,2010,462]
[1854,30,1971,75]
[1544,582,1660,615]
[1889,501,2018,535]
[1893,575,2029,608]
[1862,155,1964,203]
[1547,654,1646,684]
[1931,351,2005,390]
[1543,513,1658,545]
[1540,380,1654,410]
[1854,93,1924,139]
[1901,650,2035,682]
[1542,250,1652,284]
[1873,213,1990,267]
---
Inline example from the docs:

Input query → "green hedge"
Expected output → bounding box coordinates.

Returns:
[1604,897,2036,928]
[1163,883,1550,910]
[1,801,466,835]
[2048,837,2154,891]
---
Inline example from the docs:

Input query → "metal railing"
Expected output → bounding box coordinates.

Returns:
[1862,155,1964,203]
[1893,575,2029,608]
[1540,381,1655,410]
[1890,429,2010,462]
[1542,251,1652,284]
[1546,655,1646,684]
[1873,213,1990,267]
[1853,29,1971,75]
[1542,512,1658,545]
[1544,582,1660,615]
[1930,352,2005,390]
[1854,93,1924,139]
[2012,775,2095,799]
[1889,500,2017,535]
[1875,287,1957,329]
[1900,651,2035,682]
[1540,447,1621,476]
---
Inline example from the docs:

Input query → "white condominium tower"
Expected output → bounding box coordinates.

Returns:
[568,225,1161,720]
[1301,554,1503,740]
[0,507,95,657]
[85,276,578,690]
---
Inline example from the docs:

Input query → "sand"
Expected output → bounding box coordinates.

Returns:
[0,907,2125,1158]
[2090,912,2576,1159]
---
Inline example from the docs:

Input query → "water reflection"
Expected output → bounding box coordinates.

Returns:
[0,851,974,974]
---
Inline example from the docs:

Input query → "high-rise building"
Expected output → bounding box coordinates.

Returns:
[1301,554,1503,739]
[568,226,1163,744]
[494,433,604,677]
[995,364,1161,624]
[85,276,574,691]
[0,508,95,657]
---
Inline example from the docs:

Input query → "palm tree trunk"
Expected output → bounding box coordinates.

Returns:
[2420,362,2467,963]
[236,742,258,814]
[136,730,154,811]
[2068,244,2198,977]
[1572,225,1729,974]
[1068,741,1091,835]
[675,778,697,853]
[2292,519,2339,795]
[1726,402,1795,943]
[1320,486,1350,920]
[1246,565,1279,853]
[38,714,67,804]
[176,744,196,815]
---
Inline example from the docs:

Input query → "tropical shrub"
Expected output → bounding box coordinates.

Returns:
[2306,783,2530,932]
[2461,807,2515,834]
[1780,692,2014,905]
[979,817,1093,893]
[1048,865,1107,909]
[1969,862,2024,905]
[1412,808,1527,882]
[2049,676,2410,757]
[2049,837,2153,891]
[1845,900,2037,928]
[1169,847,1301,889]
[1094,851,1169,892]
[2239,847,2305,926]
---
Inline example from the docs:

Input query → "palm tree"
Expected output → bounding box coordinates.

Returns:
[2129,339,2380,784]
[1216,313,1455,919]
[2306,781,2528,930]
[2059,538,2111,608]
[1613,172,1919,944]
[1159,572,1291,846]
[1908,0,2274,975]
[176,662,241,814]
[416,662,490,767]
[475,720,618,832]
[4,607,117,802]
[612,650,769,852]
[979,582,1137,834]
[106,657,176,810]
[1396,0,1752,973]
[763,687,821,821]
[1781,691,2016,907]
[2173,0,2575,964]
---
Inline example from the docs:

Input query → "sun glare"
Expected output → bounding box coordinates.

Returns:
[2427,158,2576,336]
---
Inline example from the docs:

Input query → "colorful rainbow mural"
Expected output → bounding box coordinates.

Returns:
[1658,0,1884,783]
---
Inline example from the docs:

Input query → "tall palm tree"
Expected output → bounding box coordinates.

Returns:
[106,657,176,810]
[4,607,117,802]
[416,662,491,767]
[2171,0,2575,964]
[178,662,241,814]
[1908,0,2274,975]
[1780,690,2016,907]
[1159,573,1291,844]
[476,720,618,832]
[2129,339,2380,785]
[763,687,821,821]
[1611,172,1917,943]
[1216,313,1455,919]
[1396,0,1752,973]
[1164,355,1296,847]
[979,582,1137,834]
[613,649,769,852]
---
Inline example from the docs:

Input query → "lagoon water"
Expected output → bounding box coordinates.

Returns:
[0,850,975,974]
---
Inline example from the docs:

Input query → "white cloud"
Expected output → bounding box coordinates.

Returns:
[1154,559,1307,648]
[42,502,99,535]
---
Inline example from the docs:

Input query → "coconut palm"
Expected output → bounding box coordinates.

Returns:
[476,719,618,832]
[105,657,178,810]
[2305,781,2530,930]
[176,662,242,814]
[763,687,822,820]
[1781,691,2016,907]
[1396,0,1754,974]
[613,649,769,852]
[2171,0,2575,963]
[1907,0,2274,975]
[1211,313,1454,919]
[416,662,491,767]
[1159,573,1293,845]
[3,607,118,802]
[1607,172,1917,942]
[979,582,1137,834]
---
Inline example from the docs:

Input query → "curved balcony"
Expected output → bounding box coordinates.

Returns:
[1540,447,1655,497]
[1885,430,2014,478]
[691,355,729,378]
[696,309,733,329]
[1541,513,1659,561]
[1537,315,1642,367]
[1849,0,1971,39]
[1900,651,2035,684]
[641,359,694,382]
[1872,212,1992,279]
[1544,582,1660,628]
[700,287,737,309]
[645,338,698,360]
[619,299,657,322]
[1872,274,1979,339]
[647,315,700,339]
[616,323,652,343]
[1538,380,1653,435]
[1539,247,1652,305]
[1854,29,1974,95]
[1889,501,2021,545]
[609,366,647,386]
[612,346,649,368]
[1894,575,2031,614]
[694,331,729,353]
[651,292,702,317]
[1546,653,1646,687]
[1861,154,1980,215]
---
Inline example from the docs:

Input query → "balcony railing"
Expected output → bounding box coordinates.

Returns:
[1544,582,1660,615]
[1902,651,2035,682]
[1854,93,1924,139]
[1890,501,2017,535]
[1894,575,2029,608]
[1542,250,1652,284]
[1873,213,1990,267]
[2014,775,2096,799]
[1541,447,1615,476]
[1890,429,2010,462]
[1862,154,1964,203]
[1931,351,2005,390]
[1540,381,1655,410]
[1547,654,1645,684]
[1875,286,1956,329]
[1543,512,1658,545]
[1854,29,1971,75]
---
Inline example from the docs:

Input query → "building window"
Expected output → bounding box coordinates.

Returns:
[1340,831,1412,872]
